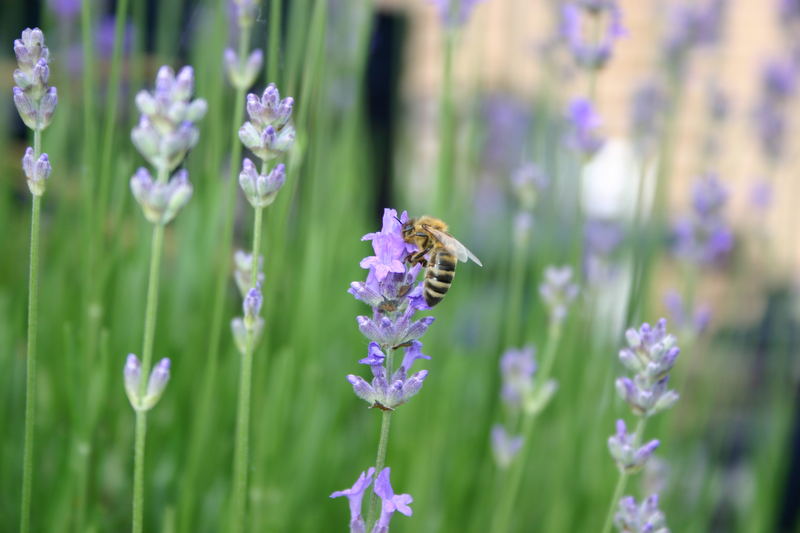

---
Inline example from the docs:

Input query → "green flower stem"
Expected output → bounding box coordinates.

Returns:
[20,130,43,533]
[435,27,456,215]
[599,417,647,533]
[230,204,264,533]
[491,321,563,533]
[132,167,168,533]
[366,410,394,530]
[503,226,530,348]
[267,0,283,84]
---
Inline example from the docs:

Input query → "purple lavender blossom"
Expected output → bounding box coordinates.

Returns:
[616,319,680,417]
[239,158,286,207]
[672,174,733,267]
[47,0,81,18]
[239,84,295,161]
[608,419,660,473]
[347,209,435,410]
[584,218,624,283]
[372,468,413,533]
[614,494,670,533]
[751,58,796,162]
[662,0,727,77]
[13,28,57,133]
[560,2,626,70]
[21,147,51,197]
[565,98,604,157]
[499,346,536,408]
[428,0,485,28]
[330,467,375,533]
[347,342,429,410]
[663,290,711,338]
[491,425,524,468]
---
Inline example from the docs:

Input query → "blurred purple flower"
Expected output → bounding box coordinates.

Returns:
[511,162,548,210]
[584,218,625,284]
[662,0,727,77]
[565,98,604,156]
[347,342,429,410]
[429,0,485,28]
[560,2,626,70]
[614,493,670,533]
[539,266,579,323]
[499,346,537,409]
[491,425,524,468]
[663,290,711,338]
[761,59,796,100]
[672,174,734,267]
[630,80,667,154]
[48,0,81,19]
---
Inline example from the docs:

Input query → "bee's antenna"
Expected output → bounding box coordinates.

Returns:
[394,215,403,225]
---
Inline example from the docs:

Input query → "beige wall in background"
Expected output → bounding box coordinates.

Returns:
[378,0,800,276]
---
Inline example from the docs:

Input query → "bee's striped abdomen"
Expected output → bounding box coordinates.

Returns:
[424,249,457,307]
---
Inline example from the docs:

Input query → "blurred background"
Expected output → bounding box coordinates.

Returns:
[1,0,799,532]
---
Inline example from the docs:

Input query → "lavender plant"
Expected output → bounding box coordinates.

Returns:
[126,65,206,533]
[330,467,414,533]
[339,208,433,531]
[229,82,294,533]
[490,266,578,532]
[600,319,681,533]
[14,26,57,533]
[565,97,605,158]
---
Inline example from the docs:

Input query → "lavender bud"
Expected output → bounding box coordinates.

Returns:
[140,358,171,409]
[224,48,263,90]
[21,148,51,196]
[614,493,670,533]
[539,266,580,324]
[130,168,194,225]
[239,161,286,208]
[123,354,142,409]
[491,425,524,469]
[13,87,37,130]
[13,28,56,132]
[243,285,263,325]
[608,419,660,473]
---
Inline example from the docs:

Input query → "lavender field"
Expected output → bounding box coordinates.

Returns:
[1,0,799,532]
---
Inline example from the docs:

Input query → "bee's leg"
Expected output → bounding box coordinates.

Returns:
[406,247,431,266]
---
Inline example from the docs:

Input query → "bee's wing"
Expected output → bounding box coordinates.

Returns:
[425,226,483,266]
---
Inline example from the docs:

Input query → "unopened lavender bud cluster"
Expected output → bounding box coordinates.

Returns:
[615,319,680,417]
[608,420,660,474]
[231,282,265,356]
[224,0,262,89]
[663,289,710,339]
[130,66,206,224]
[614,494,670,533]
[672,174,733,267]
[539,266,579,324]
[347,209,434,410]
[13,28,57,133]
[331,467,413,533]
[14,28,57,196]
[560,1,626,70]
[124,354,171,411]
[239,84,295,164]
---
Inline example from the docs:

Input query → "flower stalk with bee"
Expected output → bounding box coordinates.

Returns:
[229,83,294,533]
[14,27,57,533]
[126,65,206,533]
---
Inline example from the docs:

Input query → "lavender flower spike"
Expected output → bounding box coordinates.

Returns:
[608,419,660,474]
[561,2,626,70]
[614,494,670,533]
[13,28,57,131]
[372,468,413,533]
[330,467,375,533]
[565,98,604,157]
[539,266,579,324]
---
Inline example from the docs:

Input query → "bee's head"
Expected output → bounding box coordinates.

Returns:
[396,215,415,241]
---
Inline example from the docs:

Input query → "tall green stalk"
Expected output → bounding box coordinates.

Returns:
[230,203,264,533]
[366,347,395,531]
[267,0,283,84]
[131,166,168,533]
[20,129,43,533]
[491,321,563,533]
[435,28,456,215]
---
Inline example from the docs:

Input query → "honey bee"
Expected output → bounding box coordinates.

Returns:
[400,215,483,307]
